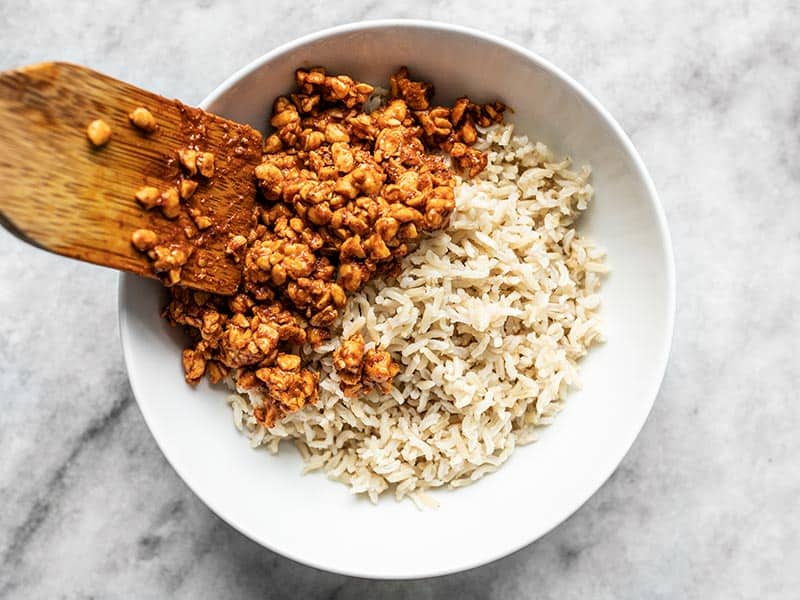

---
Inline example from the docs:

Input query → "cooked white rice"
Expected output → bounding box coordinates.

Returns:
[227,123,607,507]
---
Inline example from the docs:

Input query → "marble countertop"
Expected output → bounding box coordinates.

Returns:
[1,1,798,598]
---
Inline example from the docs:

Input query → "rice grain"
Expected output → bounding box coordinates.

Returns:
[226,124,606,505]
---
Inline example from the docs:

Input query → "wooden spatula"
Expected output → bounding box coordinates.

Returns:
[0,62,263,295]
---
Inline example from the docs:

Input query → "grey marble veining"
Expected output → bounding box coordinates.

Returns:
[1,1,799,598]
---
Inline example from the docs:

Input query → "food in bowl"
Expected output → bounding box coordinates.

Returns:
[162,67,606,506]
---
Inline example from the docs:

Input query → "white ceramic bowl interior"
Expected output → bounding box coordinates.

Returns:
[119,21,674,579]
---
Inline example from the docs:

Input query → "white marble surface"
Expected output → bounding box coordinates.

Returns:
[1,1,799,597]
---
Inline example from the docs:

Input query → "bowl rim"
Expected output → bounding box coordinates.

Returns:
[118,18,676,579]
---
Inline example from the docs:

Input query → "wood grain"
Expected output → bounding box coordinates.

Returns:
[0,62,263,294]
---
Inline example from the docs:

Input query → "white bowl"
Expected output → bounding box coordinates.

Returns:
[119,20,675,579]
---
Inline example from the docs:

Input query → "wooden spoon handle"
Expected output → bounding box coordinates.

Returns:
[0,62,261,294]
[0,63,165,279]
